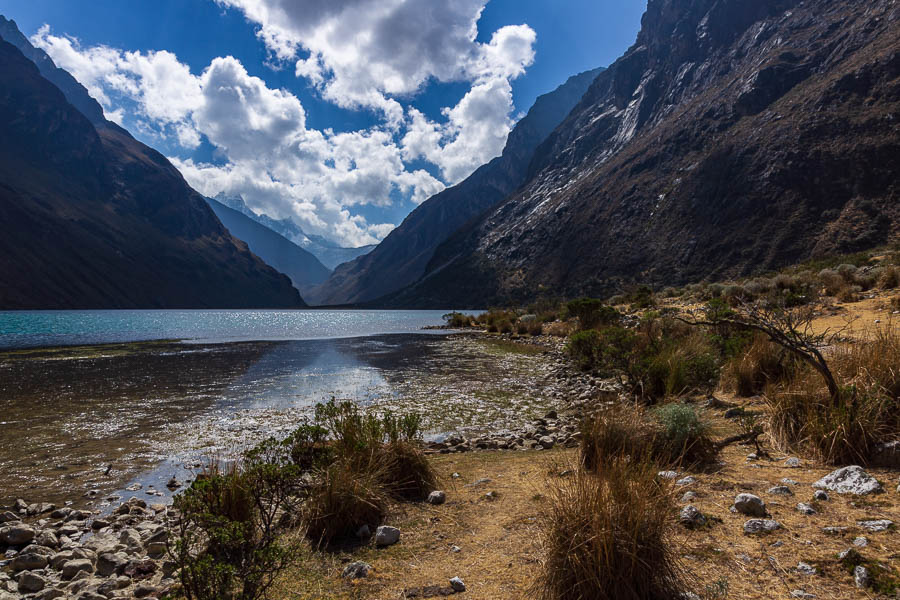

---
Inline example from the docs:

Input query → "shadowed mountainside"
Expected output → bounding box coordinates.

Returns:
[0,32,304,309]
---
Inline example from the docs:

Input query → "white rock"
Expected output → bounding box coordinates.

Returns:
[857,519,893,532]
[449,577,466,592]
[375,525,400,547]
[341,561,371,579]
[427,491,446,505]
[743,519,780,535]
[813,466,883,495]
[854,565,870,588]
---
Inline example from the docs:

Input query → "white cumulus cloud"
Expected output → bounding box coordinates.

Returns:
[31,1,536,246]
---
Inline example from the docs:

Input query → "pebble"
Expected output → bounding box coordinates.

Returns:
[813,490,829,501]
[785,457,801,468]
[796,562,816,575]
[679,505,706,529]
[853,536,868,547]
[675,476,696,486]
[427,491,446,505]
[854,565,870,588]
[796,503,816,515]
[767,485,793,496]
[743,519,780,535]
[449,576,466,592]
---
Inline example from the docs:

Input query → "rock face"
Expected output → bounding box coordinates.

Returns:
[308,67,603,306]
[383,0,900,308]
[813,466,884,496]
[0,22,305,310]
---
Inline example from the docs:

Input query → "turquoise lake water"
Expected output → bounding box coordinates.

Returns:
[0,309,456,349]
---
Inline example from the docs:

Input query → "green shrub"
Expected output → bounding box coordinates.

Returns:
[625,285,656,309]
[567,330,603,371]
[653,403,715,465]
[566,298,620,330]
[171,462,300,600]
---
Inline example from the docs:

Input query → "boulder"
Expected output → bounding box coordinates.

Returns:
[813,466,882,495]
[11,552,49,571]
[17,571,45,593]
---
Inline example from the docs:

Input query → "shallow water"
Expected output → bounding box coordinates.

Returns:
[0,333,555,509]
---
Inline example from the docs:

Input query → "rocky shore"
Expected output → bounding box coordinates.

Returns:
[1,331,594,599]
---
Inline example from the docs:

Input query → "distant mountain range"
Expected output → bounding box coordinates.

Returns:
[213,194,375,271]
[204,197,331,293]
[0,17,303,309]
[306,67,604,306]
[373,0,900,308]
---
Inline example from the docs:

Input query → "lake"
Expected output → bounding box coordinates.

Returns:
[0,309,456,349]
[0,310,554,509]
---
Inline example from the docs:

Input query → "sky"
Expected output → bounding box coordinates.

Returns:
[3,0,646,248]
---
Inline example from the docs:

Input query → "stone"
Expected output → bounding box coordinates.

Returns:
[375,525,400,547]
[62,558,94,579]
[355,524,371,539]
[0,512,17,523]
[813,466,883,495]
[767,486,793,496]
[538,435,555,449]
[134,583,158,597]
[743,519,780,535]
[90,519,110,530]
[341,561,371,579]
[853,536,868,547]
[449,576,466,592]
[822,526,848,535]
[854,565,870,588]
[857,519,893,532]
[796,562,816,575]
[11,552,49,571]
[676,476,696,486]
[813,490,829,501]
[781,478,799,486]
[785,457,801,467]
[733,493,766,517]
[723,408,744,419]
[679,505,706,529]
[657,471,678,480]
[0,525,35,546]
[680,491,697,503]
[165,477,181,490]
[427,491,446,505]
[17,571,45,593]
[796,503,816,515]
[97,551,128,577]
[790,591,815,598]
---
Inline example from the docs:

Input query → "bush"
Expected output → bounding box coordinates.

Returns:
[878,266,900,289]
[566,298,620,330]
[818,268,846,296]
[442,312,472,328]
[766,327,900,464]
[580,403,716,470]
[171,461,300,600]
[303,459,389,547]
[625,285,656,309]
[527,320,544,336]
[567,330,603,371]
[534,458,690,600]
[721,334,792,397]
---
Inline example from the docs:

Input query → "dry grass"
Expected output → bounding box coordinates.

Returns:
[765,325,900,464]
[721,334,793,397]
[533,458,690,600]
[580,402,716,471]
[303,458,390,547]
[377,441,438,501]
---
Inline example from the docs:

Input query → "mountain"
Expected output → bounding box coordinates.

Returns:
[0,26,304,309]
[205,197,331,292]
[215,194,375,270]
[306,67,604,306]
[385,0,900,308]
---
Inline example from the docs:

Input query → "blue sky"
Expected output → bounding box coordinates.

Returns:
[3,0,645,247]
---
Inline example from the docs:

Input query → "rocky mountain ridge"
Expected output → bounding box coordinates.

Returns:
[386,0,900,307]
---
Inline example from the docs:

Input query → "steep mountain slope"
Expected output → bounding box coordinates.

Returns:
[214,194,375,270]
[205,197,331,292]
[389,0,900,308]
[307,67,603,306]
[0,37,304,309]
